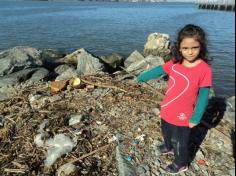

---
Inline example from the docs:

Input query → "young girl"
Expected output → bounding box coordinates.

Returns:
[136,24,212,174]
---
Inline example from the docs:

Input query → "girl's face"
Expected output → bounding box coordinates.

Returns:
[179,37,201,63]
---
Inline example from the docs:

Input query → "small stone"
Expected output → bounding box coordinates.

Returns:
[69,114,83,126]
[57,163,78,176]
[152,108,160,116]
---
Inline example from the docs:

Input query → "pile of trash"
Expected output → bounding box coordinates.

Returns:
[0,73,235,176]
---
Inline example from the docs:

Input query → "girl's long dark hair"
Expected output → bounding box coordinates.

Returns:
[172,24,211,64]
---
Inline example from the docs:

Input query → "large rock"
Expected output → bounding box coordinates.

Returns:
[60,48,84,65]
[126,55,165,73]
[0,67,49,101]
[0,46,42,76]
[0,68,49,88]
[76,49,105,75]
[61,48,105,75]
[0,68,39,88]
[224,96,235,124]
[41,49,66,70]
[0,87,15,102]
[26,68,49,83]
[41,48,66,60]
[100,53,124,70]
[124,50,145,68]
[54,64,72,75]
[55,67,78,81]
[144,33,171,61]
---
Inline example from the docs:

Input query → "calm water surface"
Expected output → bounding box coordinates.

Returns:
[0,1,235,97]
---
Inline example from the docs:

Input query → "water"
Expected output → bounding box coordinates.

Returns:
[0,1,235,97]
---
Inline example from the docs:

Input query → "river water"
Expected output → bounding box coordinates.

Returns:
[0,1,235,97]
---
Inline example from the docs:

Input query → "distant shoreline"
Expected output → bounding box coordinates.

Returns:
[15,0,196,3]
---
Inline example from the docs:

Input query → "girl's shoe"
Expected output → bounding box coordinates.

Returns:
[158,144,174,155]
[165,163,188,175]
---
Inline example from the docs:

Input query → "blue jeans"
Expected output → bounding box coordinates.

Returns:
[161,119,191,166]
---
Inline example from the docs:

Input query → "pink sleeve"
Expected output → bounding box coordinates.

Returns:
[199,67,212,87]
[162,60,174,75]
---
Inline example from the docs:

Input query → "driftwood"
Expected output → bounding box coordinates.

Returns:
[4,168,26,174]
[201,120,232,145]
[81,78,127,93]
[69,143,113,164]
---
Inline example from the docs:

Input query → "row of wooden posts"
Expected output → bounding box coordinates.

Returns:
[197,0,235,11]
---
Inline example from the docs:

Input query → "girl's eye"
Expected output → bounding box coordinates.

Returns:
[181,46,200,51]
[192,46,200,49]
[181,47,188,51]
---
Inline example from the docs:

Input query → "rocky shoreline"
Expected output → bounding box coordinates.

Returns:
[0,33,235,175]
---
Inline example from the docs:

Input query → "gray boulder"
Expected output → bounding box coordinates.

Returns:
[55,67,78,81]
[0,91,9,102]
[61,48,105,75]
[0,87,15,102]
[41,48,66,60]
[126,55,165,73]
[76,49,105,75]
[26,68,49,83]
[0,68,39,88]
[41,49,66,70]
[0,67,49,101]
[0,68,48,88]
[124,50,145,68]
[224,96,235,124]
[54,64,72,75]
[61,49,81,65]
[0,46,42,76]
[100,53,124,69]
[144,33,171,61]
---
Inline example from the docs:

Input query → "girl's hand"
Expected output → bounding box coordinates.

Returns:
[189,123,197,128]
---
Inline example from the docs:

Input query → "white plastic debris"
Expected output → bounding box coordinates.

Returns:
[69,114,83,126]
[34,119,49,147]
[57,163,78,176]
[38,119,49,133]
[96,121,102,125]
[45,134,76,167]
[34,133,46,147]
[135,134,146,142]
[108,135,117,143]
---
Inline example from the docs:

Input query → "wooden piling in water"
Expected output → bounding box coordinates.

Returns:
[197,0,235,11]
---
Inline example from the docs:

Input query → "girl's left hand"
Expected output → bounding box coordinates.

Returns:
[189,123,197,128]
